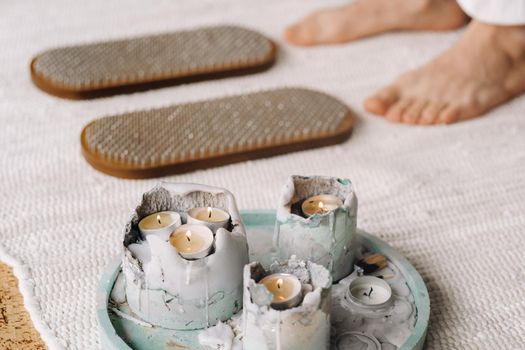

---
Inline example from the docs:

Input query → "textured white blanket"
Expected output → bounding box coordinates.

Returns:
[1,0,524,349]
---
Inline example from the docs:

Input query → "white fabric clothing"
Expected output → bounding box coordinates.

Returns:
[458,0,525,25]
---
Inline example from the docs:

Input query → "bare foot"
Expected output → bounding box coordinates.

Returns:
[364,21,525,124]
[284,0,466,46]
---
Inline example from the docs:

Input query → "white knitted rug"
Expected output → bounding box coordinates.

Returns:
[1,0,524,349]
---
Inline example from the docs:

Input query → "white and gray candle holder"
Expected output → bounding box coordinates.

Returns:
[243,257,332,350]
[330,262,418,349]
[274,175,357,282]
[120,182,248,330]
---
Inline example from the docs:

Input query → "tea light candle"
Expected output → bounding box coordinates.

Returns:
[348,276,392,308]
[301,194,343,217]
[138,211,181,239]
[259,273,302,310]
[169,224,214,260]
[187,207,230,231]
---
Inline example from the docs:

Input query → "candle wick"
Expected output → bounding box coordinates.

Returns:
[276,278,283,289]
[186,235,191,242]
[208,211,212,218]
[363,287,374,297]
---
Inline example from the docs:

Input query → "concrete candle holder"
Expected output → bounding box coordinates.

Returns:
[121,182,248,330]
[274,175,357,281]
[243,257,332,350]
[331,266,417,347]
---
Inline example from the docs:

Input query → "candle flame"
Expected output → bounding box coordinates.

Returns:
[185,230,191,242]
[276,278,283,289]
[317,201,326,214]
[157,214,162,225]
[207,207,212,218]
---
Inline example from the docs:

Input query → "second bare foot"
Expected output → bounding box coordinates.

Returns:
[364,21,525,124]
[284,0,466,46]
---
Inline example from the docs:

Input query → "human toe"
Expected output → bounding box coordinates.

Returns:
[385,98,413,123]
[437,106,460,124]
[364,86,400,116]
[283,23,314,46]
[418,102,446,125]
[401,99,427,124]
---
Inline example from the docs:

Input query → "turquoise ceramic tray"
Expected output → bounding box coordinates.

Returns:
[97,210,429,349]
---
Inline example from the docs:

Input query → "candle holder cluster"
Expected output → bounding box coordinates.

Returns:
[121,182,248,330]
[112,175,425,350]
[122,176,357,344]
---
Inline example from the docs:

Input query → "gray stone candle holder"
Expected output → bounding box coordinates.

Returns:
[243,257,332,350]
[121,182,248,330]
[274,175,357,282]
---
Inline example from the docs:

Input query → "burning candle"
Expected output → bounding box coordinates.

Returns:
[169,224,214,260]
[187,207,230,231]
[348,276,392,308]
[259,273,302,310]
[301,194,343,217]
[138,211,181,239]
